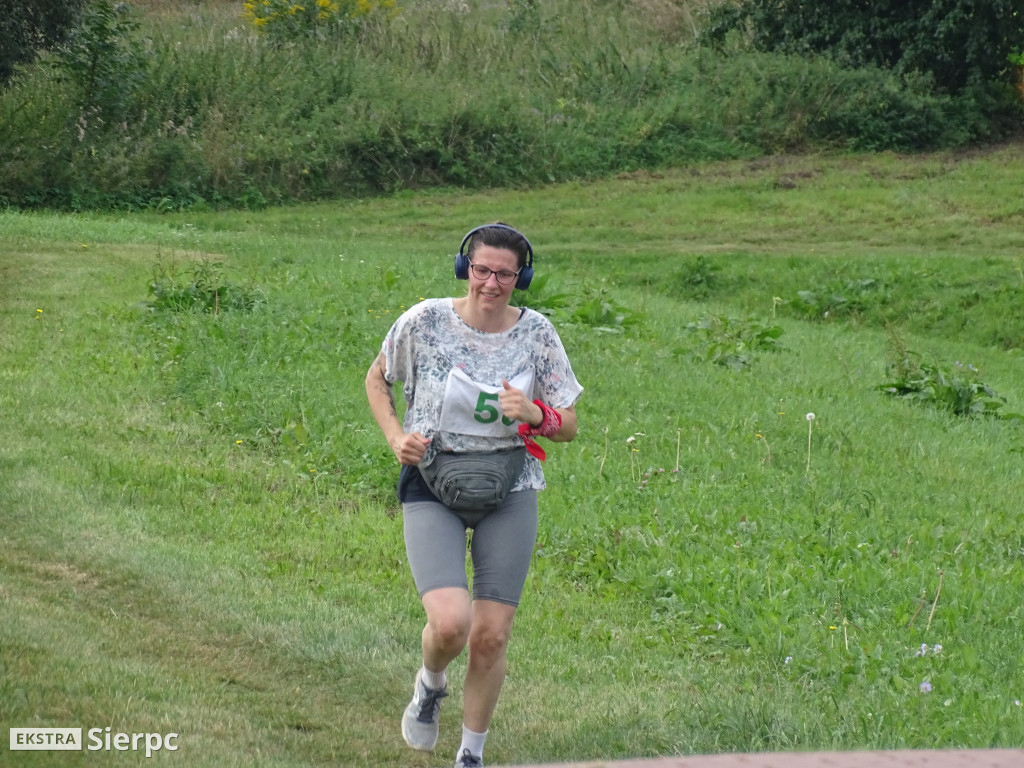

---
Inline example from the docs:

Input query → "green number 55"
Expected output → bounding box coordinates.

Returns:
[474,391,514,426]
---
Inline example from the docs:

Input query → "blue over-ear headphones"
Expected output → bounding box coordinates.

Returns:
[455,223,534,290]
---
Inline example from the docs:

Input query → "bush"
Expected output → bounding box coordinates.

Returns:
[51,0,145,120]
[0,0,86,85]
[0,0,1022,211]
[680,49,993,153]
[704,0,1024,96]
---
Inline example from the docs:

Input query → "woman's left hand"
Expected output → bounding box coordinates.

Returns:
[499,379,543,427]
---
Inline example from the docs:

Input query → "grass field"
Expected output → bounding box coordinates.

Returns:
[2,145,1024,766]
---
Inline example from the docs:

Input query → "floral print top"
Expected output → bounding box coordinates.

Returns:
[381,298,583,490]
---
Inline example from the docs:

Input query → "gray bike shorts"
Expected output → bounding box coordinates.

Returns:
[402,490,538,607]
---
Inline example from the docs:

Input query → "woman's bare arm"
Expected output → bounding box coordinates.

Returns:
[365,352,429,465]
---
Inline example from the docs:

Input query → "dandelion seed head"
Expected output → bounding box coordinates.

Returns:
[806,412,815,421]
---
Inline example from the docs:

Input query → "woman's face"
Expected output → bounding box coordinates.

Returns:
[467,244,520,308]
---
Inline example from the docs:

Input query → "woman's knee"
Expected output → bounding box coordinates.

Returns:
[429,613,471,648]
[423,588,473,648]
[468,618,513,662]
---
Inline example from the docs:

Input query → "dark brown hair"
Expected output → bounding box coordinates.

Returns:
[466,222,532,270]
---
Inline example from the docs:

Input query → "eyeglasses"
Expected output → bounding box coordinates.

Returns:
[468,262,520,285]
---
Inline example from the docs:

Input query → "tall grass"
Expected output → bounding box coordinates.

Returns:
[1,0,1019,211]
[2,147,1023,766]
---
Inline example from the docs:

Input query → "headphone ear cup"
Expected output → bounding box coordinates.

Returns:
[454,251,470,280]
[515,265,533,290]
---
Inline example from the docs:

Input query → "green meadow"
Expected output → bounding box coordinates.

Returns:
[2,146,1024,766]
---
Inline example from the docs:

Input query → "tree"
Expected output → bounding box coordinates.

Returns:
[0,0,88,86]
[705,0,1024,95]
[52,0,144,119]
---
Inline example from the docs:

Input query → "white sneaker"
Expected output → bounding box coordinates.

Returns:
[455,748,484,768]
[401,670,448,751]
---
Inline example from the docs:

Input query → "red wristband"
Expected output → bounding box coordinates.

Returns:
[523,400,561,437]
[518,401,562,461]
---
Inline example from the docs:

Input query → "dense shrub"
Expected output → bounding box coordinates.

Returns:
[0,0,1021,211]
[0,0,86,85]
[52,0,146,120]
[705,0,1024,95]
[684,49,988,153]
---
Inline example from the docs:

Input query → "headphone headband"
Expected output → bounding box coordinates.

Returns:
[458,224,533,267]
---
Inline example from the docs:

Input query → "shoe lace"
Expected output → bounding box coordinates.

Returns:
[457,748,483,768]
[416,685,448,723]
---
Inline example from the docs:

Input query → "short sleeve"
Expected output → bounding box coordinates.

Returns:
[381,303,425,386]
[529,314,583,409]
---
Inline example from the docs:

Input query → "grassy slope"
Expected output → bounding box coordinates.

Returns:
[2,146,1023,766]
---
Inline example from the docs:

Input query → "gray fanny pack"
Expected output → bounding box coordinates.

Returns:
[419,447,527,512]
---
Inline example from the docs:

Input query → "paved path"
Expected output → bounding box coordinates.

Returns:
[507,750,1024,768]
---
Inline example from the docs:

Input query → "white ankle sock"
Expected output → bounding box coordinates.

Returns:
[421,665,447,690]
[458,724,487,760]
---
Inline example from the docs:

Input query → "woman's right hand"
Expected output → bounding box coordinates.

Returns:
[389,431,430,465]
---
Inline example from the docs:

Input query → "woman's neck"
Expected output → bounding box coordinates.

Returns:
[452,297,519,333]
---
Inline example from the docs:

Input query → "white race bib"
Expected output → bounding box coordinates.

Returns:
[438,367,535,437]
